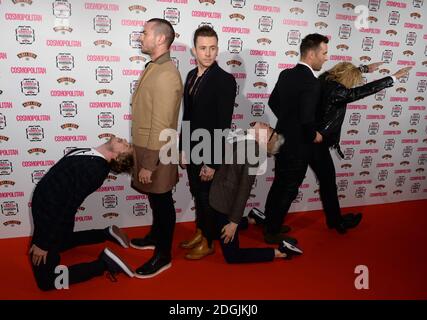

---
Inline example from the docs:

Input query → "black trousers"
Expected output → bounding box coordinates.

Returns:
[187,164,216,246]
[147,191,176,257]
[264,143,342,234]
[31,229,108,291]
[215,212,275,264]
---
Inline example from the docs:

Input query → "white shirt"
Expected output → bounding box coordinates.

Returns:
[67,148,105,159]
[298,61,318,78]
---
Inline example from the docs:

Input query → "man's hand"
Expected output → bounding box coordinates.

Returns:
[393,67,412,79]
[179,151,187,170]
[313,131,323,143]
[221,222,238,244]
[200,165,215,182]
[138,168,153,184]
[366,62,383,73]
[29,244,48,267]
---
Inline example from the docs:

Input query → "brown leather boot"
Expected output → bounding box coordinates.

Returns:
[185,237,215,260]
[180,228,202,249]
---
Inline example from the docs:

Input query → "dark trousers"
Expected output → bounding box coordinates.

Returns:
[31,229,108,291]
[147,191,176,257]
[215,212,275,264]
[187,164,216,246]
[264,143,342,234]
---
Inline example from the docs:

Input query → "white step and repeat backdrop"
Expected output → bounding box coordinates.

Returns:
[0,0,426,239]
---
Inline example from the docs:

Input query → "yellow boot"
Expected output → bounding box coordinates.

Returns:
[185,237,215,260]
[180,228,202,249]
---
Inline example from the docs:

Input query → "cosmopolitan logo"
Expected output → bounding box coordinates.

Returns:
[97,186,125,192]
[385,1,406,8]
[21,160,55,167]
[126,194,148,200]
[402,139,418,143]
[171,45,186,52]
[253,5,280,13]
[246,93,270,99]
[0,192,24,198]
[379,40,400,47]
[222,26,250,34]
[5,13,42,21]
[89,102,122,108]
[46,40,81,47]
[232,73,246,79]
[415,72,427,77]
[283,19,308,27]
[0,102,13,109]
[347,105,367,109]
[121,19,146,27]
[54,135,88,142]
[75,216,93,222]
[249,50,276,56]
[383,130,401,135]
[0,150,18,156]
[84,2,119,10]
[87,55,120,62]
[336,173,355,177]
[367,115,385,119]
[191,11,221,18]
[353,180,372,185]
[16,115,50,121]
[376,163,394,167]
[122,69,142,76]
[330,55,352,61]
[390,97,408,102]
[336,14,357,21]
[404,23,423,29]
[278,63,296,69]
[51,90,84,97]
[0,52,7,60]
[397,60,416,66]
[341,140,361,145]
[370,192,387,197]
[360,28,381,34]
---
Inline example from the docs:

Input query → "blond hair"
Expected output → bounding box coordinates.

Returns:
[325,62,363,89]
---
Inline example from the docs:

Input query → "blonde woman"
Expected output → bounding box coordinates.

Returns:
[314,62,411,233]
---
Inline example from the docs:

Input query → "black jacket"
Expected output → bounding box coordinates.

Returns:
[269,64,320,147]
[31,150,110,251]
[317,73,394,149]
[180,62,236,169]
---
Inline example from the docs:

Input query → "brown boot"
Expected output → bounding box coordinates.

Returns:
[180,228,202,249]
[185,237,215,260]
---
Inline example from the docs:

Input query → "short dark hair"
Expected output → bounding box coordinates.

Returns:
[193,25,218,47]
[147,18,175,48]
[300,33,329,57]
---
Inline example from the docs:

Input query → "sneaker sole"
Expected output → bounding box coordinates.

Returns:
[134,262,171,279]
[129,242,155,250]
[109,226,130,248]
[104,248,135,278]
[282,241,303,254]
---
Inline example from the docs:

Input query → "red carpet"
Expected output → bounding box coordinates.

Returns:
[1,200,426,300]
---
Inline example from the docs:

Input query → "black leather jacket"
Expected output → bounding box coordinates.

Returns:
[317,73,394,156]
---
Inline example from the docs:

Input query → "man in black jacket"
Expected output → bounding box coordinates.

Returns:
[314,63,411,233]
[30,137,135,291]
[179,26,236,259]
[263,34,329,244]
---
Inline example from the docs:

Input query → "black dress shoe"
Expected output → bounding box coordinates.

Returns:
[278,240,303,259]
[135,252,171,279]
[264,232,298,245]
[130,235,156,250]
[328,213,362,234]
